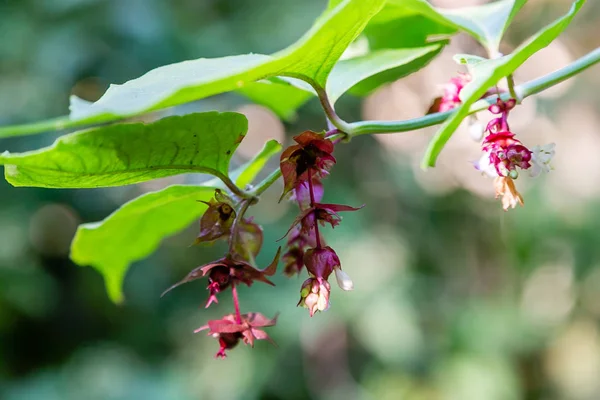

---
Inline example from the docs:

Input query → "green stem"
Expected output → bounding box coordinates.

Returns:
[228,199,252,257]
[240,48,600,197]
[249,168,283,197]
[507,74,519,102]
[348,47,600,136]
[215,172,255,201]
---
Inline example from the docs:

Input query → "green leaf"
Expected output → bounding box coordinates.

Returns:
[238,45,443,115]
[70,138,280,303]
[332,45,444,99]
[71,186,215,303]
[388,0,527,54]
[453,54,488,66]
[235,78,314,121]
[0,112,247,188]
[422,0,585,168]
[0,0,386,137]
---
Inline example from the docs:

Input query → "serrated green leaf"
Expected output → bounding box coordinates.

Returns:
[422,0,585,168]
[0,0,386,137]
[0,112,247,188]
[70,138,280,303]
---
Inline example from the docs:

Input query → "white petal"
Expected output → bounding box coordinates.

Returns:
[474,152,498,178]
[468,119,484,142]
[529,143,555,178]
[335,268,354,291]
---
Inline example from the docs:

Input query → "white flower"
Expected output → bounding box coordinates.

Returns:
[529,143,555,178]
[334,268,354,291]
[474,152,499,178]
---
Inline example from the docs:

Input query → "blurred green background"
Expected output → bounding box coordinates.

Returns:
[1,0,600,399]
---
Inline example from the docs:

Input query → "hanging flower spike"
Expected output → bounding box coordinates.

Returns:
[161,248,281,307]
[195,312,278,358]
[473,97,556,211]
[194,189,236,245]
[279,131,336,200]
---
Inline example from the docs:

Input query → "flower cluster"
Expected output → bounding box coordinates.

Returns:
[280,131,361,316]
[474,98,555,210]
[162,190,278,358]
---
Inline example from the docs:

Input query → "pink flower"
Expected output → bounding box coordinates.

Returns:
[195,312,278,358]
[298,277,331,317]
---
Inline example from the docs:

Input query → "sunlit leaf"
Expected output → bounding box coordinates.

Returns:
[422,0,585,168]
[0,112,247,188]
[70,137,280,303]
[331,45,443,99]
[388,0,527,54]
[0,0,386,137]
[236,78,314,121]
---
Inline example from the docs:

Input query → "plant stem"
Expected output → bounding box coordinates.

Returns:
[231,282,242,324]
[240,48,600,198]
[250,168,282,197]
[312,83,353,134]
[228,199,252,256]
[307,169,322,249]
[506,74,519,102]
[215,172,255,201]
[348,48,600,136]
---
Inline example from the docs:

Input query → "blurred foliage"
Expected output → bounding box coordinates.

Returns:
[1,1,600,400]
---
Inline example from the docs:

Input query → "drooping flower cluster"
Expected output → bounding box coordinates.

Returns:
[474,98,555,210]
[280,131,362,316]
[162,190,278,358]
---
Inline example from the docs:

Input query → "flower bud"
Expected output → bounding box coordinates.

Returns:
[334,268,354,291]
[303,246,340,280]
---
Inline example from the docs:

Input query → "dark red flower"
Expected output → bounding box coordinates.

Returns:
[161,248,280,307]
[194,189,236,245]
[282,226,320,277]
[287,203,363,236]
[298,277,331,317]
[279,131,336,200]
[195,312,278,358]
[303,246,340,280]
